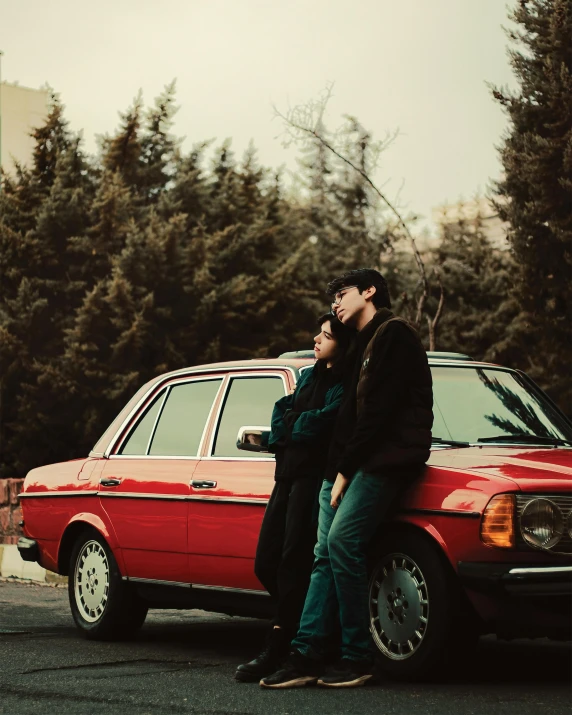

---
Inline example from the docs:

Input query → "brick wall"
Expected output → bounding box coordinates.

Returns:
[0,479,24,544]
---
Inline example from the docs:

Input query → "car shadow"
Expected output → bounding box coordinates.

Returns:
[137,613,571,685]
[452,635,572,685]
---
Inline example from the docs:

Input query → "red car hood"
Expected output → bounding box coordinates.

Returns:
[429,446,572,492]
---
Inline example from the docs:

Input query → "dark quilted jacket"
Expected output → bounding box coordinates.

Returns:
[332,308,433,479]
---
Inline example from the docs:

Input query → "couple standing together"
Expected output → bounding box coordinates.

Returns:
[236,268,434,688]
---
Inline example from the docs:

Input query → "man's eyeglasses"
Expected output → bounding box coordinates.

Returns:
[331,285,359,307]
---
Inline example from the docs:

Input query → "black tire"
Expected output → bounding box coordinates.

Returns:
[368,531,478,680]
[68,528,148,640]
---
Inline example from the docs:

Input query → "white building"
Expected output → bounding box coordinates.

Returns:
[0,81,49,175]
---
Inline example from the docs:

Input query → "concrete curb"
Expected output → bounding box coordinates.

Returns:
[0,544,67,585]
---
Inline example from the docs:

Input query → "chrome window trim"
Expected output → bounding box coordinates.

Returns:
[207,371,289,458]
[202,457,275,465]
[108,455,203,461]
[151,364,299,382]
[103,366,297,459]
[145,387,170,454]
[116,387,169,458]
[108,375,225,459]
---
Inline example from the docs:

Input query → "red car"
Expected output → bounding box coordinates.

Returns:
[18,352,572,679]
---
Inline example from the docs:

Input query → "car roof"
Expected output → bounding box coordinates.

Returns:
[162,355,499,377]
[163,357,311,376]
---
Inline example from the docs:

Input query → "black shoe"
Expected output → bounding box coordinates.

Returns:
[235,647,285,682]
[235,629,290,682]
[259,650,321,689]
[317,658,376,688]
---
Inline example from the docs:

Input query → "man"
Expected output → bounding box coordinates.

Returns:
[260,268,433,689]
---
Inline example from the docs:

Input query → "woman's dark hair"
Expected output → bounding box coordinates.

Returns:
[316,312,354,380]
[327,267,391,309]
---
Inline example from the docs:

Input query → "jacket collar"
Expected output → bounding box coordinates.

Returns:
[357,308,395,349]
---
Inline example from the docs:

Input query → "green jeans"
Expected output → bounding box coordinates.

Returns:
[291,469,405,662]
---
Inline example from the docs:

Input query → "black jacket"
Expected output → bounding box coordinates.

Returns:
[328,308,433,480]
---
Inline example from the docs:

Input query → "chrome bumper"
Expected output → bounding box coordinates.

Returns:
[17,537,39,563]
[458,562,572,596]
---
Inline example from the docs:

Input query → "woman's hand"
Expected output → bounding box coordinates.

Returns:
[330,473,349,508]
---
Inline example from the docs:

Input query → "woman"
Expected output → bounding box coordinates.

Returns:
[235,312,353,683]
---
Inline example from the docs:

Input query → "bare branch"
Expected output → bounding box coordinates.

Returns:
[426,269,445,351]
[274,102,430,328]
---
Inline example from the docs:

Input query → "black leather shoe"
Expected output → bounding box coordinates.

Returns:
[235,646,286,682]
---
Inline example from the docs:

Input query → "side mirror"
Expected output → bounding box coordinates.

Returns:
[236,426,271,453]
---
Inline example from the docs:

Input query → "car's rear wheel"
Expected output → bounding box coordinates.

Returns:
[369,532,478,680]
[68,528,148,640]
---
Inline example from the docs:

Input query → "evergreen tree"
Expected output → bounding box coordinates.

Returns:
[101,82,180,209]
[101,95,143,190]
[492,0,572,411]
[68,170,135,285]
[0,98,95,476]
[169,142,212,226]
[0,279,49,476]
[294,118,392,280]
[428,205,518,360]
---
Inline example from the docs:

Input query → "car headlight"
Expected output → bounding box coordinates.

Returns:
[481,494,515,548]
[520,498,563,550]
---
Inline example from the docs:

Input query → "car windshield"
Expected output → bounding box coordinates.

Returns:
[431,366,572,446]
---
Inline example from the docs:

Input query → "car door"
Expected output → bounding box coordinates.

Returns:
[188,370,294,590]
[99,375,224,584]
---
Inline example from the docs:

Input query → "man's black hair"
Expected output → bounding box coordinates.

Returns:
[327,268,391,310]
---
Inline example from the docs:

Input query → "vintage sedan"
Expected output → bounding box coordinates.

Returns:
[18,352,572,679]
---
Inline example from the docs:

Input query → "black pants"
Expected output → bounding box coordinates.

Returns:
[254,478,320,639]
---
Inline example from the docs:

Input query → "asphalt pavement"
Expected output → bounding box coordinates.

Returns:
[0,579,570,715]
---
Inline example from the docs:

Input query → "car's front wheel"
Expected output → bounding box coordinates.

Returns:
[68,528,148,640]
[369,532,478,680]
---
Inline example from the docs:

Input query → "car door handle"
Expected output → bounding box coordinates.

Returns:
[191,480,217,489]
[99,478,122,487]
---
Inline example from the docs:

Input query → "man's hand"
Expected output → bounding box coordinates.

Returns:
[330,473,350,509]
[246,433,262,446]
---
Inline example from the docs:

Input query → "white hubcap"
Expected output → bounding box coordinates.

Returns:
[369,553,429,660]
[74,540,110,623]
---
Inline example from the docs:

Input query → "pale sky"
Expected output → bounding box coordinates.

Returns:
[2,0,517,234]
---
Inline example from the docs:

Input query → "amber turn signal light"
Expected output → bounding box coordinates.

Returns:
[481,494,515,548]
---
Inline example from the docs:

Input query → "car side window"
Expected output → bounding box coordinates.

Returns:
[212,375,286,458]
[119,392,165,455]
[148,379,223,456]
